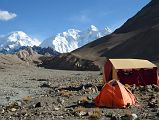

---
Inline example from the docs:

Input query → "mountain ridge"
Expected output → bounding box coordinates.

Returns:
[40,25,111,53]
[72,0,159,66]
[0,25,111,54]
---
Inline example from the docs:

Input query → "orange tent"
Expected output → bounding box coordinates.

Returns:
[95,80,136,108]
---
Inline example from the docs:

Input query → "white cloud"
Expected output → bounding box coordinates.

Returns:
[0,10,17,21]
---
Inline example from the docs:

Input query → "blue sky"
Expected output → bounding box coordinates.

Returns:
[0,0,150,40]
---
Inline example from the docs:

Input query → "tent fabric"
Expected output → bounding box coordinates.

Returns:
[103,60,112,83]
[109,59,156,69]
[103,59,158,85]
[117,68,158,86]
[95,80,136,108]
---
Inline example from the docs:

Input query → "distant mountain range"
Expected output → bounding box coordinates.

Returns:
[40,25,111,53]
[0,25,111,54]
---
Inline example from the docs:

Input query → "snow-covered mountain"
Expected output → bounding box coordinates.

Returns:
[40,25,111,53]
[0,31,41,53]
[0,25,111,54]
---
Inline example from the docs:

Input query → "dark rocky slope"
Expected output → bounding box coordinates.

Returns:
[72,0,159,66]
[38,53,99,71]
[14,47,99,71]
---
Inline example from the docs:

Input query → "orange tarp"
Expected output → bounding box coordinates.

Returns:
[95,80,136,108]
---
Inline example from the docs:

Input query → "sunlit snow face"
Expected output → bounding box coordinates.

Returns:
[40,25,111,53]
[0,31,41,51]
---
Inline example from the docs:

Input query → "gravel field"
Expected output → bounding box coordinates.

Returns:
[0,63,99,105]
[0,61,159,120]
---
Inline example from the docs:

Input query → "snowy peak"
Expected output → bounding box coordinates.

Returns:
[8,31,28,38]
[0,25,111,54]
[104,27,112,33]
[57,29,80,40]
[40,28,81,53]
[0,31,41,52]
[7,31,30,43]
[40,25,111,53]
[88,25,98,31]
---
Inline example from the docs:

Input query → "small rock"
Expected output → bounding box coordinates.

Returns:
[131,84,136,93]
[121,114,138,120]
[21,108,28,116]
[139,86,145,91]
[88,109,102,119]
[121,115,129,120]
[0,107,5,114]
[131,113,138,120]
[152,84,159,92]
[91,85,98,93]
[11,108,17,112]
[28,103,34,109]
[145,85,152,90]
[12,112,20,117]
[57,97,64,105]
[6,96,10,101]
[34,102,41,108]
[40,81,51,88]
[145,85,153,92]
[82,85,86,90]
[54,106,60,111]
[148,101,157,108]
[88,111,93,116]
[6,102,20,110]
[111,114,121,120]
[22,96,32,102]
[16,101,22,107]
[87,96,93,100]
[75,111,87,117]
[66,108,74,113]
[105,112,113,117]
[148,95,158,108]
[59,116,64,118]
[1,108,5,114]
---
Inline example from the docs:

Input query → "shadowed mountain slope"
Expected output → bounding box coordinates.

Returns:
[72,0,159,66]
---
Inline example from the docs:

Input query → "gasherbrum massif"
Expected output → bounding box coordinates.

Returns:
[40,25,111,53]
[0,25,111,53]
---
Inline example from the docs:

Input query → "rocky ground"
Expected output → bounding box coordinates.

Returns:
[0,61,159,120]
